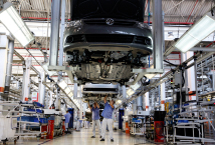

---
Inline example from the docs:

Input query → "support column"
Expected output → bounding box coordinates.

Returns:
[21,58,32,101]
[59,0,65,68]
[187,52,196,91]
[187,52,196,101]
[122,85,126,99]
[160,82,165,111]
[158,85,161,110]
[145,92,150,111]
[181,52,188,101]
[39,72,46,104]
[49,0,61,66]
[55,88,61,110]
[152,92,155,111]
[79,100,83,119]
[4,40,14,97]
[118,109,124,130]
[152,0,164,70]
[0,35,8,94]
[48,91,54,108]
[133,99,137,115]
[137,96,143,111]
[194,58,199,102]
[58,0,66,80]
[182,51,195,101]
[74,76,78,99]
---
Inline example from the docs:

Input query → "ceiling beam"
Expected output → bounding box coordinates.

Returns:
[13,60,23,63]
[12,74,38,77]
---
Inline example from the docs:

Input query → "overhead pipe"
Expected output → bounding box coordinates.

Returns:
[21,17,195,25]
[49,0,61,66]
[152,0,164,70]
[137,96,143,111]
[58,0,66,81]
[190,47,215,52]
[4,40,15,97]
[15,47,49,50]
[144,92,150,111]
[59,0,66,64]
[38,72,46,105]
[174,47,215,52]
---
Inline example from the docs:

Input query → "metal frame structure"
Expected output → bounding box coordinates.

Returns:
[0,101,47,144]
[117,50,215,108]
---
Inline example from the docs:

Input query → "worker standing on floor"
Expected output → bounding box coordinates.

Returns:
[100,95,115,142]
[64,110,71,134]
[88,101,101,138]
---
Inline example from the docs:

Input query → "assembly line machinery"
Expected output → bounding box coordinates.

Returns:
[0,101,46,144]
[0,101,68,145]
[114,51,215,144]
[146,52,215,144]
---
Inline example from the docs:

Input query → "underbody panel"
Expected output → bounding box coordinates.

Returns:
[73,63,134,84]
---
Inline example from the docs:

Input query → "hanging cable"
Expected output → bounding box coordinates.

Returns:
[163,60,178,67]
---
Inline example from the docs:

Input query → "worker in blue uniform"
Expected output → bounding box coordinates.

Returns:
[100,95,115,142]
[88,101,101,138]
[64,110,71,134]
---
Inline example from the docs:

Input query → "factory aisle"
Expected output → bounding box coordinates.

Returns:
[12,128,157,145]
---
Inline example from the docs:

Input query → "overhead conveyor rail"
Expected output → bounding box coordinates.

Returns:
[14,50,39,75]
[13,49,79,110]
[116,51,208,109]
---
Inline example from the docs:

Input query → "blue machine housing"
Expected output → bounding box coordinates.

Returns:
[68,108,74,128]
[118,109,124,129]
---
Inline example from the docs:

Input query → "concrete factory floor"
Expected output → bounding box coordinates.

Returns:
[3,128,161,145]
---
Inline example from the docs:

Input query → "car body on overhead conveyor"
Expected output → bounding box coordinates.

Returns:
[64,0,152,85]
[82,83,121,101]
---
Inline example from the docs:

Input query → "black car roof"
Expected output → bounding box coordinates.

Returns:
[70,0,145,22]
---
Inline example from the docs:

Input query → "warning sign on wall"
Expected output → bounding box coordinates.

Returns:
[32,92,39,102]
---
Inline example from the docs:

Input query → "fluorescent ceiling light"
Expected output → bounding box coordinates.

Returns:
[58,80,67,90]
[126,82,141,97]
[130,83,141,91]
[68,92,73,98]
[126,95,131,98]
[116,100,122,105]
[0,2,34,46]
[126,88,135,96]
[64,87,71,94]
[174,12,215,53]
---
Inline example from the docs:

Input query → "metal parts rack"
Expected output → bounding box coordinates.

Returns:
[0,101,47,142]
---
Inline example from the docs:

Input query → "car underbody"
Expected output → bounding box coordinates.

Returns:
[66,50,148,84]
